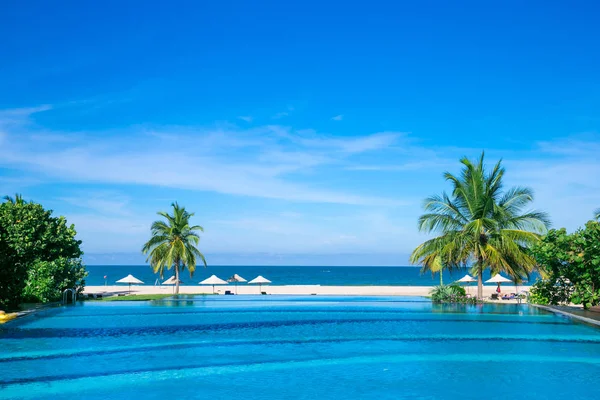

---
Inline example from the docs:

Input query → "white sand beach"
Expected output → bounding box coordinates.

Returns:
[86,284,529,298]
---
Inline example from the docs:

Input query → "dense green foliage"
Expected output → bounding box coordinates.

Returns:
[411,152,550,299]
[142,202,207,294]
[0,197,86,309]
[22,258,87,303]
[430,284,478,304]
[530,221,600,309]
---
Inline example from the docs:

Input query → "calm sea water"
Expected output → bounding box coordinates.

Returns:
[1,296,599,399]
[86,265,540,286]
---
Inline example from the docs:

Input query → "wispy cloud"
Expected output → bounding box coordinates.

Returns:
[0,105,406,207]
[271,105,294,119]
[298,132,400,154]
[237,116,253,122]
[272,111,289,119]
[331,114,343,121]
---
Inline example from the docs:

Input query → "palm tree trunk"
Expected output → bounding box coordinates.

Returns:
[440,271,443,286]
[175,260,180,294]
[477,257,483,299]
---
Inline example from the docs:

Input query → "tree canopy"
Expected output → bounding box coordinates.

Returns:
[530,221,600,309]
[411,152,550,299]
[142,202,207,294]
[0,197,86,309]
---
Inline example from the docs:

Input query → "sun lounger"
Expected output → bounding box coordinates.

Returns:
[490,293,499,300]
[224,290,234,295]
[261,291,267,295]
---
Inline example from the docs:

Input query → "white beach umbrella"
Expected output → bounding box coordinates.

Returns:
[457,274,477,283]
[485,274,512,283]
[162,276,183,285]
[116,274,144,294]
[456,274,477,294]
[485,273,512,294]
[200,275,228,294]
[162,276,183,293]
[248,275,271,293]
[227,274,247,294]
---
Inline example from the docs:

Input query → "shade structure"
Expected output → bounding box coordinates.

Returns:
[486,273,512,294]
[456,274,476,295]
[485,274,512,283]
[200,275,228,294]
[456,274,477,283]
[162,276,183,293]
[116,274,144,294]
[227,274,247,294]
[228,274,247,283]
[162,276,183,285]
[248,275,271,293]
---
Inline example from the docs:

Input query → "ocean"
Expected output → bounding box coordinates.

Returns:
[85,265,540,286]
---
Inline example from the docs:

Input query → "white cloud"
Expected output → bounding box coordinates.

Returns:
[238,116,253,122]
[0,106,407,207]
[271,111,289,119]
[331,114,343,121]
[297,132,401,154]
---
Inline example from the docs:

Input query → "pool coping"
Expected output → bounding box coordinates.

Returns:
[531,304,600,328]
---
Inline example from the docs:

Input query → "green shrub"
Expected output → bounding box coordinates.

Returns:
[529,277,573,306]
[430,283,477,304]
[22,258,87,303]
[0,198,85,309]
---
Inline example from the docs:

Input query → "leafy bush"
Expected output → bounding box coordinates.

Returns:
[531,221,600,309]
[0,198,86,309]
[22,258,87,303]
[430,284,478,304]
[529,277,573,305]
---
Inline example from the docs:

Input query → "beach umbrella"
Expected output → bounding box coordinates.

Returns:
[162,276,183,293]
[456,274,477,294]
[485,273,512,293]
[200,275,228,294]
[116,274,144,294]
[248,275,271,293]
[227,274,247,294]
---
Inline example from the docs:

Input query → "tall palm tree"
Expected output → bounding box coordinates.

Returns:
[142,202,207,294]
[594,208,600,220]
[411,152,550,299]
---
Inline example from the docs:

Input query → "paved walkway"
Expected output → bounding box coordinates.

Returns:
[533,304,600,328]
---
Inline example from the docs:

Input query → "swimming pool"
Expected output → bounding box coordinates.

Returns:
[1,296,599,399]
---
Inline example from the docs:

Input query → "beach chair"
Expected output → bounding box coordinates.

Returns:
[224,290,234,295]
[261,291,267,295]
[490,293,499,300]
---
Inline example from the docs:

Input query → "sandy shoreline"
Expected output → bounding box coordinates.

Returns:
[86,284,529,297]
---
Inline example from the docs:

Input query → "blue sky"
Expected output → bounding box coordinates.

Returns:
[1,1,599,265]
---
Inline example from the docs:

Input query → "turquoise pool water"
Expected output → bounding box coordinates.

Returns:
[1,296,600,399]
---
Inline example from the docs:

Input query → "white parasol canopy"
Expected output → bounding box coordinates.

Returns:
[456,274,477,283]
[200,275,228,294]
[228,274,247,283]
[485,274,512,283]
[162,276,183,293]
[162,276,183,285]
[116,274,144,294]
[227,274,247,294]
[248,275,271,293]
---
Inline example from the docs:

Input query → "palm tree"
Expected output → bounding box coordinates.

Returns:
[3,193,26,204]
[411,152,550,299]
[142,202,207,294]
[411,253,449,286]
[594,208,600,220]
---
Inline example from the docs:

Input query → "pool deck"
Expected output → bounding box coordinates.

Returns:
[532,304,600,328]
